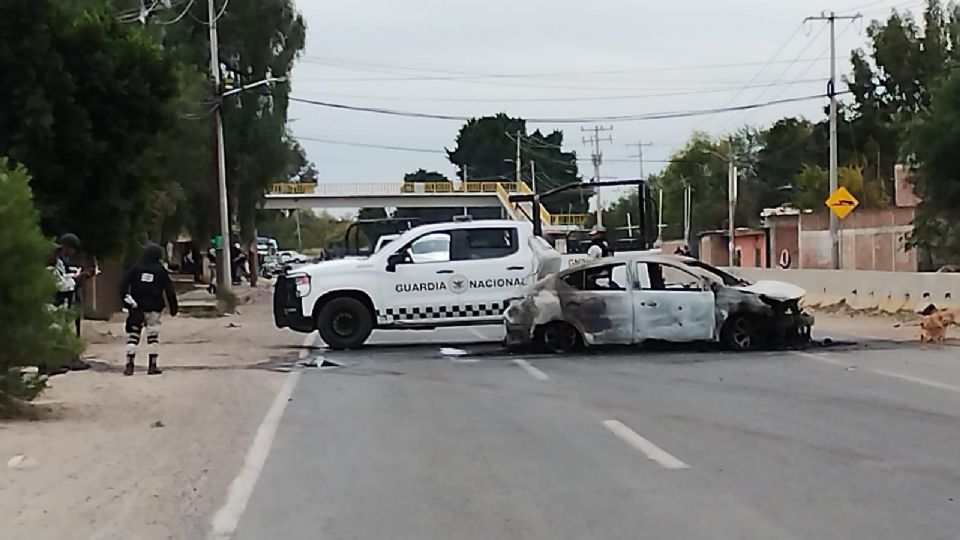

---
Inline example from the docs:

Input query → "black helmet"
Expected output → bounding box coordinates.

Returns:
[58,233,81,249]
[142,242,164,262]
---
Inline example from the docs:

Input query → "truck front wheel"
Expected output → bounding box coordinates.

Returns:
[317,296,373,350]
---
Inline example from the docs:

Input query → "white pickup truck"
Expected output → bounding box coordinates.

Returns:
[273,220,562,349]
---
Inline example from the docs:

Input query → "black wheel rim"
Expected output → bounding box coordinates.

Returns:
[732,318,753,350]
[545,325,577,352]
[332,311,357,337]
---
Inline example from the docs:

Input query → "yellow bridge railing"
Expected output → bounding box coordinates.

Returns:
[269,180,589,227]
[400,181,518,194]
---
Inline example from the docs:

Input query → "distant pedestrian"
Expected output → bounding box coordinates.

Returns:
[39,245,72,376]
[57,233,93,370]
[120,242,179,376]
[587,227,613,259]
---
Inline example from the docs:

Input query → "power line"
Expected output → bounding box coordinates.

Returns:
[154,0,196,25]
[289,92,838,124]
[690,23,811,135]
[293,78,825,104]
[299,55,834,80]
[299,58,826,92]
[293,136,446,154]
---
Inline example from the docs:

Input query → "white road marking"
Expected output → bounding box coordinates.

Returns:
[867,370,960,394]
[208,334,311,539]
[793,351,960,394]
[513,359,549,381]
[602,420,690,470]
[791,351,845,366]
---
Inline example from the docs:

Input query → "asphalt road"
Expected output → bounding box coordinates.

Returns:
[232,328,960,540]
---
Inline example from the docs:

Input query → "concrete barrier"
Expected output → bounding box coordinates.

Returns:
[724,267,960,313]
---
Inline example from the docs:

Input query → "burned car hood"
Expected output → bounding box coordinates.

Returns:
[733,280,806,302]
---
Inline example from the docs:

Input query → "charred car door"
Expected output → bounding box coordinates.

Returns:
[633,262,715,343]
[559,263,633,345]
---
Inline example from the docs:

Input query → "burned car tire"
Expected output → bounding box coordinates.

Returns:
[317,297,373,350]
[541,322,581,354]
[721,315,763,352]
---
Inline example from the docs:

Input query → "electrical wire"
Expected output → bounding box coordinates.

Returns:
[116,0,160,22]
[299,58,821,92]
[212,0,230,23]
[292,136,446,154]
[294,79,825,104]
[688,23,811,136]
[154,0,196,25]
[289,92,837,124]
[299,55,833,81]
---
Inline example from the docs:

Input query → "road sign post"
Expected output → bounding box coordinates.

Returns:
[825,187,859,268]
[825,186,859,220]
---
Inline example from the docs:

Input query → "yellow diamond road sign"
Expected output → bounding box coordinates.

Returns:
[825,186,859,220]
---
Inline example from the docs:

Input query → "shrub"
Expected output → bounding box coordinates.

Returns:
[0,159,83,413]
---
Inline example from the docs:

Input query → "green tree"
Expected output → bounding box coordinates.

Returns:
[0,160,83,413]
[446,114,586,214]
[755,118,822,208]
[394,170,462,223]
[790,165,829,210]
[904,66,960,263]
[845,0,960,197]
[0,0,177,257]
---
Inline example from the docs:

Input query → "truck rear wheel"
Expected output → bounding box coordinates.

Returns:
[317,296,373,350]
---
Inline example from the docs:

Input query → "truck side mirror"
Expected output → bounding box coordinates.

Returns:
[386,252,404,272]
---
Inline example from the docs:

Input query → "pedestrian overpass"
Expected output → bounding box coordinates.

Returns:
[262,181,590,231]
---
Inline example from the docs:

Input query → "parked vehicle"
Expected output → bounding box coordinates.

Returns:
[278,250,309,265]
[273,220,560,349]
[503,254,813,353]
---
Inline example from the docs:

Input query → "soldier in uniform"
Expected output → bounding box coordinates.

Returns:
[119,243,179,376]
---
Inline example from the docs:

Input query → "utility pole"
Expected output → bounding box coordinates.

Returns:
[581,126,613,228]
[515,130,522,186]
[679,176,691,248]
[727,140,738,267]
[208,0,232,294]
[684,183,692,248]
[530,160,536,194]
[806,10,861,270]
[627,140,656,241]
[625,141,654,180]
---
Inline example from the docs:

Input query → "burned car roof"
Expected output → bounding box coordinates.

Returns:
[560,253,736,279]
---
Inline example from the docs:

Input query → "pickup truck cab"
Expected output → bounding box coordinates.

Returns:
[273,220,560,349]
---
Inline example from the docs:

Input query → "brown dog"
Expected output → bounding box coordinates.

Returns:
[920,308,960,343]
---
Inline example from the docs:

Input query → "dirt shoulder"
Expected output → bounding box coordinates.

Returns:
[813,308,959,344]
[0,283,307,540]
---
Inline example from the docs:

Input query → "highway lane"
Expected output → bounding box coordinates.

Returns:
[231,335,960,540]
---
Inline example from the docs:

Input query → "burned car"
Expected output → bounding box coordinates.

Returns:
[503,254,812,353]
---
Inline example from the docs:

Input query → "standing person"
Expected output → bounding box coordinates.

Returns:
[207,246,218,294]
[39,245,72,376]
[586,227,614,259]
[120,242,179,376]
[57,233,93,370]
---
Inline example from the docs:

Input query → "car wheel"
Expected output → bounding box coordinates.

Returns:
[317,297,373,350]
[721,314,761,351]
[541,322,581,354]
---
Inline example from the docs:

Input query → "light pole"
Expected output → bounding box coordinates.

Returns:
[699,143,738,267]
[207,0,232,294]
[207,0,285,295]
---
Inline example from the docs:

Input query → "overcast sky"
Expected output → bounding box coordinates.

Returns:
[287,0,924,186]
